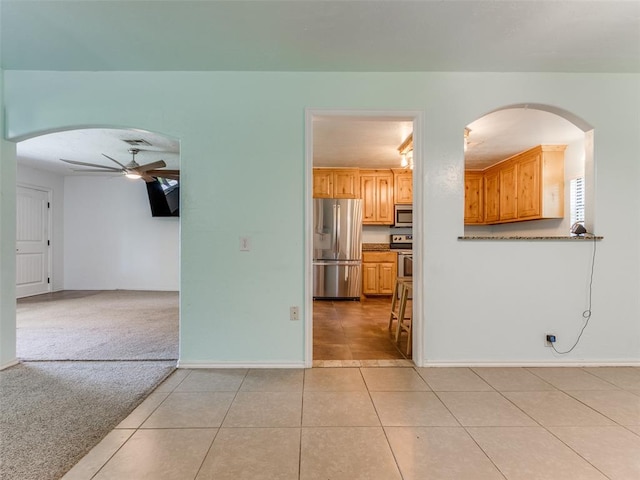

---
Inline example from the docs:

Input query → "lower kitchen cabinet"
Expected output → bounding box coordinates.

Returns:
[362,251,397,296]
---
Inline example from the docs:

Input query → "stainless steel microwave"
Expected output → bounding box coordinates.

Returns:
[394,204,413,227]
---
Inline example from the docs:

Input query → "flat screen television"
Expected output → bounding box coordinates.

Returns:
[146,177,179,217]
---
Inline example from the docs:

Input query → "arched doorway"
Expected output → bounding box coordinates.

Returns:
[14,127,181,362]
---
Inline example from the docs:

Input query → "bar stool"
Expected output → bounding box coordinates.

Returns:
[395,279,413,355]
[388,276,411,332]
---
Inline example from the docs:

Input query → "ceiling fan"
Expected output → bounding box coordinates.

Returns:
[60,148,179,182]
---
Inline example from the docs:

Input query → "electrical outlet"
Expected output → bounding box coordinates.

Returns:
[290,306,300,321]
[545,334,556,347]
[239,236,251,251]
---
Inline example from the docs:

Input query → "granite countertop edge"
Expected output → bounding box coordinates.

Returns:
[362,243,392,251]
[458,236,604,241]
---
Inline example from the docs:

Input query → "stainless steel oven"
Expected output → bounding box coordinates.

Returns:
[394,204,413,228]
[390,234,413,299]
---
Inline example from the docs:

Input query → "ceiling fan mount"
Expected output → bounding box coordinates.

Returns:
[60,148,179,182]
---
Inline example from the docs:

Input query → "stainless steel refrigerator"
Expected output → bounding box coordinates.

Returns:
[313,198,363,300]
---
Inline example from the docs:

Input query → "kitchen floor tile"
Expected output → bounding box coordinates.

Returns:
[370,391,458,426]
[472,367,556,391]
[527,367,620,390]
[549,426,640,480]
[92,429,216,480]
[61,429,135,480]
[115,390,170,429]
[141,391,235,428]
[385,427,504,480]
[222,391,302,427]
[416,367,493,391]
[584,367,640,390]
[302,391,380,426]
[360,367,429,391]
[437,391,537,427]
[503,391,616,426]
[195,428,300,480]
[303,367,366,391]
[239,368,304,392]
[173,369,247,392]
[467,427,607,480]
[566,390,640,425]
[300,427,402,480]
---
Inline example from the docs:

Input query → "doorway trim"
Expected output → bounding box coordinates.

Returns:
[304,108,425,367]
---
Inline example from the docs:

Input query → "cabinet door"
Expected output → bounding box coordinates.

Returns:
[362,263,379,295]
[333,169,359,198]
[393,170,413,204]
[499,161,518,221]
[517,153,541,219]
[376,174,394,224]
[484,168,500,223]
[378,263,396,295]
[360,175,378,223]
[464,172,484,224]
[313,169,333,198]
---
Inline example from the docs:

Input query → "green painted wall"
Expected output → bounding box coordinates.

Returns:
[3,71,640,365]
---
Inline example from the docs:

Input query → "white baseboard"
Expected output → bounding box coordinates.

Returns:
[177,361,306,369]
[416,361,640,368]
[0,358,19,370]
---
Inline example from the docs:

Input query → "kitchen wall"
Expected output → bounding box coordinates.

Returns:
[1,71,639,367]
[362,225,412,244]
[16,164,65,292]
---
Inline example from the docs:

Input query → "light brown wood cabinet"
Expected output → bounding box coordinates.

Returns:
[464,145,566,225]
[313,168,360,198]
[464,172,484,224]
[360,169,394,225]
[362,251,397,296]
[392,169,413,204]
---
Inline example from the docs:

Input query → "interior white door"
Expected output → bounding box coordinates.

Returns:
[16,186,50,298]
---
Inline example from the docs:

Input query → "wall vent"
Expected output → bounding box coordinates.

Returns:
[123,139,152,147]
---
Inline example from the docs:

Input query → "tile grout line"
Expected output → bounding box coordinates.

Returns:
[88,368,194,480]
[358,367,406,480]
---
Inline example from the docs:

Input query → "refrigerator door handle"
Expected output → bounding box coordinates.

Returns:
[335,203,341,257]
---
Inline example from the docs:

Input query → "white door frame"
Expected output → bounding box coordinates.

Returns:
[16,183,52,298]
[304,108,424,367]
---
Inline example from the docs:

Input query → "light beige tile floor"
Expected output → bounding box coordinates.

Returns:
[63,366,640,480]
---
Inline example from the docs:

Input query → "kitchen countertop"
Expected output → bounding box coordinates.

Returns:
[458,236,603,241]
[362,243,391,251]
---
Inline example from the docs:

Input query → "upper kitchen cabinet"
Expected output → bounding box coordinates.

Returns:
[360,169,394,225]
[464,171,484,224]
[392,169,413,204]
[464,145,566,225]
[313,168,360,198]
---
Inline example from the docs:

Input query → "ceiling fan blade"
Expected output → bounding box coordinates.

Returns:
[146,169,180,180]
[101,153,128,170]
[71,169,123,173]
[141,174,156,183]
[137,160,167,172]
[60,158,122,171]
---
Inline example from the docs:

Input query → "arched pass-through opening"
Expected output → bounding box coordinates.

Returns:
[463,104,594,236]
[13,126,181,363]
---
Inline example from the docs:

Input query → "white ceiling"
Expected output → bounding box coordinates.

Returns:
[17,129,180,176]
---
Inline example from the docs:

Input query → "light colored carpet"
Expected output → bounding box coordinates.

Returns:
[17,290,179,360]
[0,360,175,480]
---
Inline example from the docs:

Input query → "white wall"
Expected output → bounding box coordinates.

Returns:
[2,71,639,366]
[64,175,179,291]
[16,164,65,291]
